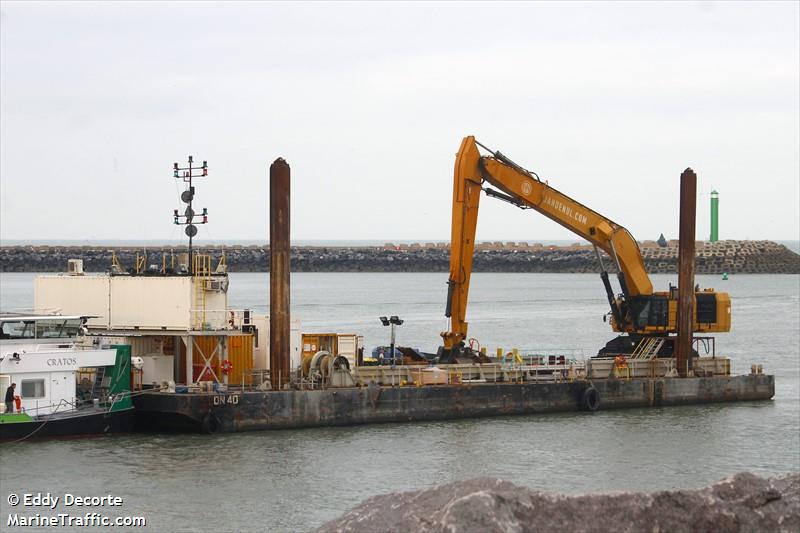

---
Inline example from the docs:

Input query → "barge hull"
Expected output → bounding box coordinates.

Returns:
[133,375,774,433]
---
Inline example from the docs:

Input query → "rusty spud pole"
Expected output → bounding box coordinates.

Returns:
[676,167,697,378]
[270,158,291,390]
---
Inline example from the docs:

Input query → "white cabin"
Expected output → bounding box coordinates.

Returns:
[0,315,118,416]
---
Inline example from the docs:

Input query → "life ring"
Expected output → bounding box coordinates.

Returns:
[614,355,628,369]
[220,359,233,374]
[580,386,600,412]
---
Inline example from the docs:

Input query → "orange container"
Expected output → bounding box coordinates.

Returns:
[191,333,254,385]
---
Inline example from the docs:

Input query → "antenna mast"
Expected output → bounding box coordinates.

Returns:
[172,155,209,274]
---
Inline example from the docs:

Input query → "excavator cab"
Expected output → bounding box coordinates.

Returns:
[611,290,730,334]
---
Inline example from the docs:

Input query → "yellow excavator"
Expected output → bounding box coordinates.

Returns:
[438,136,731,363]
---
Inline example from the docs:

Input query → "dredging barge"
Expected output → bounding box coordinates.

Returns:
[35,144,777,434]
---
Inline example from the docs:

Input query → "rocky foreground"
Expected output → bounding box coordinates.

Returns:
[1,240,798,274]
[317,472,799,533]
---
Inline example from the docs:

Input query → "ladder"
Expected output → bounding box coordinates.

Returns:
[192,254,212,329]
[91,367,106,399]
[630,337,665,361]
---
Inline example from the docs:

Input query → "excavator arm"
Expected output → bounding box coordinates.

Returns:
[440,136,730,359]
[441,137,483,351]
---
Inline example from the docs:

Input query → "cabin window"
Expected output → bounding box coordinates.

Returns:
[21,379,46,398]
[35,319,82,339]
[0,321,34,339]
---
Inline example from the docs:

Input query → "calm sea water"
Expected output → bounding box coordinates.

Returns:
[0,272,798,532]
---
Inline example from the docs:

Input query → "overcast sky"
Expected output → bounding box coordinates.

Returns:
[1,1,798,244]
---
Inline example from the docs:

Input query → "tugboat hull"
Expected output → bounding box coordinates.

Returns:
[0,407,135,442]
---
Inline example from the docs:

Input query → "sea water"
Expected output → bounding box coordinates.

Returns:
[0,272,797,532]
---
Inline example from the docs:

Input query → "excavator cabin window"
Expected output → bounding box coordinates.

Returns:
[646,296,670,328]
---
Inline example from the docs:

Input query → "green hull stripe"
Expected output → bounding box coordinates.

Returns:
[0,413,34,424]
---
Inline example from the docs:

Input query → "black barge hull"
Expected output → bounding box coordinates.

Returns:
[133,375,774,434]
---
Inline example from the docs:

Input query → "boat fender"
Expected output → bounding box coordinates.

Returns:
[201,412,221,434]
[580,386,600,412]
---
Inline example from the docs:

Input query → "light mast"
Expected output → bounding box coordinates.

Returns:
[172,156,209,274]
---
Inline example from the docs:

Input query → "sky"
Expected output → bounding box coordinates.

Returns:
[1,1,798,244]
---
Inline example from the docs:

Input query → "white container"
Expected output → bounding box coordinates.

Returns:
[142,355,174,384]
[35,274,229,331]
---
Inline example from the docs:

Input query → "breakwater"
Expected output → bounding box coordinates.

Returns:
[1,240,797,274]
[318,472,800,533]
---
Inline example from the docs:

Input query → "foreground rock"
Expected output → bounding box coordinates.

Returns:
[317,472,799,533]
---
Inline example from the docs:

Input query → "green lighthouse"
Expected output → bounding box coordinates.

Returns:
[710,189,719,242]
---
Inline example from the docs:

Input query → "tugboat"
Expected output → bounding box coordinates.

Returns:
[0,314,134,442]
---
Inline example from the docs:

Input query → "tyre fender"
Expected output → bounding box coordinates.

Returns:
[580,386,600,412]
[201,411,221,434]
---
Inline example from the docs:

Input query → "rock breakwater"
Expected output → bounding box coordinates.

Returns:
[1,240,797,274]
[317,472,799,533]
